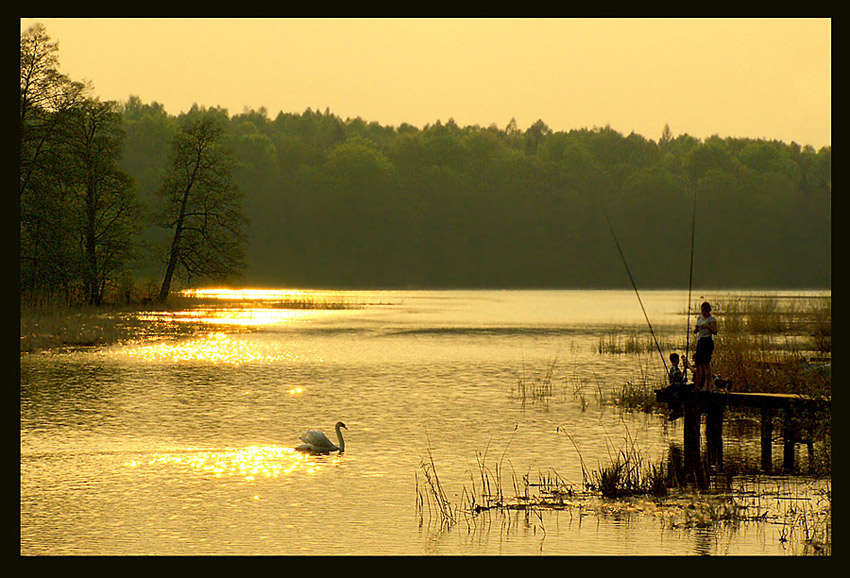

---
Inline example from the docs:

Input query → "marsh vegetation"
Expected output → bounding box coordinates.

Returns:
[416,428,831,555]
[416,292,832,553]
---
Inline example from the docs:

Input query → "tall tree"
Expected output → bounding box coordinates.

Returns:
[20,23,88,305]
[20,23,86,198]
[65,99,140,305]
[156,114,247,302]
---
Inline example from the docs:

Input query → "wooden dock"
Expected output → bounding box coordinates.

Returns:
[655,387,830,482]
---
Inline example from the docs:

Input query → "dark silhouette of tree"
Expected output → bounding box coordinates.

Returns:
[156,112,247,302]
[65,99,141,305]
[21,24,139,306]
[20,23,87,199]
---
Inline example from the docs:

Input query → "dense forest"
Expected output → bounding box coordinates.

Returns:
[21,24,831,307]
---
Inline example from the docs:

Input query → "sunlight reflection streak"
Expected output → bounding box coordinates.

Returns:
[111,332,285,365]
[125,446,342,481]
[137,307,314,327]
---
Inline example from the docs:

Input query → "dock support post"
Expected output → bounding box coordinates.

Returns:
[683,401,702,485]
[761,407,773,473]
[782,409,798,473]
[706,402,723,470]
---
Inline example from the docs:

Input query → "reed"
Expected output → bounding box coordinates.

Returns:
[416,432,830,554]
[596,326,676,355]
[512,356,562,407]
[269,297,358,310]
[730,476,831,555]
[558,422,668,497]
[712,295,831,377]
[776,484,831,555]
[611,360,662,413]
[709,295,831,470]
[415,438,458,529]
[168,292,358,311]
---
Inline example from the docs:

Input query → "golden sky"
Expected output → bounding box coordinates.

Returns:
[21,18,831,148]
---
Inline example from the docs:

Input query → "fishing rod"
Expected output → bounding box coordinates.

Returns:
[600,203,668,374]
[684,179,698,379]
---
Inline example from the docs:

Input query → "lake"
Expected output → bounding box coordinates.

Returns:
[19,289,830,555]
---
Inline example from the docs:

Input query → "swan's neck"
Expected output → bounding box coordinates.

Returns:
[336,424,345,453]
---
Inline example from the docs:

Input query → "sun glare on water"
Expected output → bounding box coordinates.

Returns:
[112,331,286,365]
[125,446,342,481]
[137,307,314,328]
[180,288,314,300]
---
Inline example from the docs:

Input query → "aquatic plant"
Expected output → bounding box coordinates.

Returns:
[512,355,562,407]
[416,429,831,555]
[562,423,669,498]
[595,325,679,356]
[415,439,458,529]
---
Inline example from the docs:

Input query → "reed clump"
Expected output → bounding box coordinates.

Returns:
[596,327,675,355]
[611,360,662,413]
[512,356,562,407]
[270,297,357,310]
[416,427,580,532]
[709,295,831,472]
[560,424,670,498]
[712,294,830,394]
[169,292,358,311]
[415,432,830,554]
[415,444,458,529]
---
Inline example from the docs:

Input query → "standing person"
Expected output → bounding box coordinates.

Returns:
[693,301,718,389]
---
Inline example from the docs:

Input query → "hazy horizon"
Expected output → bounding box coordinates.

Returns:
[20,18,831,149]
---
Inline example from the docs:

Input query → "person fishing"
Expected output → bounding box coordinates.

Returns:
[664,352,690,421]
[692,301,718,389]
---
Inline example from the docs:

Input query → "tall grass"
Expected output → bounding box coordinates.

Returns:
[596,327,675,355]
[711,295,831,401]
[512,355,563,407]
[415,427,578,531]
[559,423,669,498]
[512,356,608,411]
[20,290,362,353]
[415,431,831,554]
[595,294,831,395]
[415,438,458,529]
[168,292,358,311]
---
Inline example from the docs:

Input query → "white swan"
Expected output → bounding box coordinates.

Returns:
[296,421,348,454]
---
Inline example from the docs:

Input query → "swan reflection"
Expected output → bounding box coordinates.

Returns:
[126,446,342,481]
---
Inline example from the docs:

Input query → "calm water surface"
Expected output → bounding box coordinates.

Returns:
[20,290,829,555]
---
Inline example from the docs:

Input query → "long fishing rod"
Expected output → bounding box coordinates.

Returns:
[684,179,698,377]
[600,205,668,374]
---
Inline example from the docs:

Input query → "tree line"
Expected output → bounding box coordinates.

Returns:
[21,23,832,307]
[21,24,244,306]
